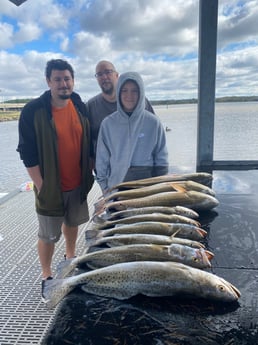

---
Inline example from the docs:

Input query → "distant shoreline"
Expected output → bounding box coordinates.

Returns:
[0,112,20,122]
[1,96,258,122]
[150,96,258,106]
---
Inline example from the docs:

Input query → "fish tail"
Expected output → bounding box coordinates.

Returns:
[92,214,106,224]
[55,258,75,279]
[93,197,106,215]
[44,278,74,309]
[85,229,102,241]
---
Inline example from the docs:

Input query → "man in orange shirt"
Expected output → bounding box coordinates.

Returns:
[17,59,94,301]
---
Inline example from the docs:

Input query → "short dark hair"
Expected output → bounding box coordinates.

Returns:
[45,59,74,79]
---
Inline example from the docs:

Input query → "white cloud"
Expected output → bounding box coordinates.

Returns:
[0,22,14,49]
[14,22,41,44]
[0,0,258,100]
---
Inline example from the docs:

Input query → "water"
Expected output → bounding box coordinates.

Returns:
[1,102,258,193]
[155,102,258,172]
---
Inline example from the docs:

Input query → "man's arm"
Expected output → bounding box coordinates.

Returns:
[27,165,43,192]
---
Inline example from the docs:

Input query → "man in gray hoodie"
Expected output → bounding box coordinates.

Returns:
[96,72,168,194]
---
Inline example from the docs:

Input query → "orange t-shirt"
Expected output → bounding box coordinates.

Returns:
[52,100,82,191]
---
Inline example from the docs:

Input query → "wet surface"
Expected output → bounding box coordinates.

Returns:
[42,171,258,345]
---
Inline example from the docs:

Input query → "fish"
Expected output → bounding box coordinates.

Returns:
[109,172,213,191]
[85,233,205,249]
[86,222,207,241]
[91,213,200,229]
[104,181,216,202]
[44,261,241,309]
[56,243,214,278]
[104,190,219,212]
[98,206,199,221]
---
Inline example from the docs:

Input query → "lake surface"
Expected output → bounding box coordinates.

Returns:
[1,102,258,193]
[155,101,258,172]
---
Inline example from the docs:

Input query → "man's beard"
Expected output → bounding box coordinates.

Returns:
[59,94,71,100]
[101,83,114,95]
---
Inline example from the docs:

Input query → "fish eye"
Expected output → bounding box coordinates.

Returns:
[193,257,198,262]
[218,285,225,292]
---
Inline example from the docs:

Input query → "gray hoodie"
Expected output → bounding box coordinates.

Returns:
[96,71,168,193]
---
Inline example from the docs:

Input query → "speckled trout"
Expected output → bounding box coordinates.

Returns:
[85,233,205,250]
[44,261,241,309]
[91,213,200,229]
[110,172,213,191]
[56,243,214,278]
[98,206,199,221]
[105,191,219,212]
[86,222,207,241]
[105,181,215,202]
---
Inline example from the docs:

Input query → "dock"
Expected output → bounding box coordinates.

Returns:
[1,172,258,344]
[0,182,101,344]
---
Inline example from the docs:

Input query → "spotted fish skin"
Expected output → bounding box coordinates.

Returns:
[86,222,207,241]
[44,261,241,309]
[55,243,214,278]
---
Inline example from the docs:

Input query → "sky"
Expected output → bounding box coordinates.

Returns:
[0,0,258,102]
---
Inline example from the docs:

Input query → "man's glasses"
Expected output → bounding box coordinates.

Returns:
[95,69,115,78]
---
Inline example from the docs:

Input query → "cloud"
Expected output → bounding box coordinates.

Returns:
[0,0,258,100]
[0,22,14,49]
[78,0,199,56]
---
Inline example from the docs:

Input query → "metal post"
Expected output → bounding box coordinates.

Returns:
[196,0,218,172]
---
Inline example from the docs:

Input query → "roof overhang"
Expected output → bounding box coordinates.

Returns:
[8,0,28,6]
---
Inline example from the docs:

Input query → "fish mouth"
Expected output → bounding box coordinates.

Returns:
[218,277,241,301]
[229,283,241,299]
[198,248,213,267]
[197,228,207,238]
[205,250,214,261]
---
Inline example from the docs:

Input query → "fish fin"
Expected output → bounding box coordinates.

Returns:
[170,183,187,193]
[170,229,182,238]
[55,258,75,279]
[44,278,73,309]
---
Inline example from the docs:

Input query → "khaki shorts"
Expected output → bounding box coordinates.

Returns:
[37,186,89,243]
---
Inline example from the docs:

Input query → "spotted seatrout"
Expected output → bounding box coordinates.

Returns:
[98,206,199,220]
[91,213,200,229]
[105,191,219,212]
[56,243,214,278]
[44,261,240,309]
[109,172,213,191]
[105,181,215,202]
[111,172,213,190]
[85,233,205,250]
[86,222,207,241]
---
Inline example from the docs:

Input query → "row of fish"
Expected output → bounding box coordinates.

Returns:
[43,172,241,308]
[94,174,219,214]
